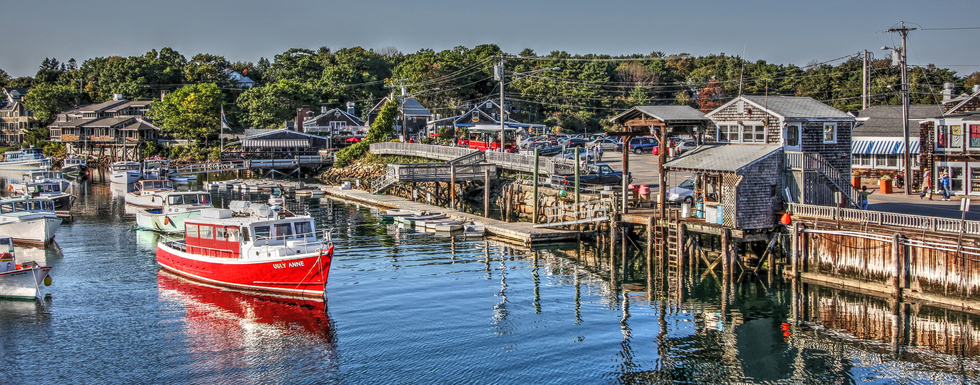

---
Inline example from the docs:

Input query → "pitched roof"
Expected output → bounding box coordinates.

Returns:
[946,88,980,115]
[3,88,29,101]
[708,95,853,120]
[303,108,365,126]
[242,128,330,141]
[610,106,707,123]
[663,144,783,173]
[852,105,944,137]
[78,100,130,113]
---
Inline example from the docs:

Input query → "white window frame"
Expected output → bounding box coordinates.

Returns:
[823,123,837,144]
[743,122,765,143]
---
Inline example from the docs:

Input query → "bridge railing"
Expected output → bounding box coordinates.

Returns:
[789,203,980,235]
[371,142,575,175]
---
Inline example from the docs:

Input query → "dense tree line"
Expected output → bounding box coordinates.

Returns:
[1,45,976,141]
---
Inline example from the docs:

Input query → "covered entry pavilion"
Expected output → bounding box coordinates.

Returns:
[608,106,709,215]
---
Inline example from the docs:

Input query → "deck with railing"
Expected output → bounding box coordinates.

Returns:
[370,142,575,176]
[788,203,980,235]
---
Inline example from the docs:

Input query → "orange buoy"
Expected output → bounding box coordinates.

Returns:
[780,212,792,225]
[163,217,171,225]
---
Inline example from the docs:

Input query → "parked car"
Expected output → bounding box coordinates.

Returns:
[587,137,620,151]
[675,141,697,154]
[523,141,563,156]
[614,137,659,155]
[666,177,696,204]
[557,164,632,186]
[559,137,589,148]
[558,148,595,162]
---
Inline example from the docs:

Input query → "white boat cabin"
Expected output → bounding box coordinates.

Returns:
[135,179,174,196]
[0,197,56,214]
[180,205,325,260]
[110,161,141,173]
[24,170,64,183]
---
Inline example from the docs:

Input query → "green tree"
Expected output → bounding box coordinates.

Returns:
[333,99,398,167]
[148,83,223,142]
[185,53,232,85]
[236,80,318,128]
[22,127,49,148]
[25,83,79,125]
[0,68,10,88]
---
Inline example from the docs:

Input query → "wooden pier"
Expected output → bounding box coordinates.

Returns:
[319,186,581,246]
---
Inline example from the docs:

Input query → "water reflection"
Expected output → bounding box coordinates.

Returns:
[157,271,337,382]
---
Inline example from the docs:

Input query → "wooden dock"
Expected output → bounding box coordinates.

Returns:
[319,186,581,246]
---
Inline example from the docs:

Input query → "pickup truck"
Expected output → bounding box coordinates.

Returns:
[555,164,632,186]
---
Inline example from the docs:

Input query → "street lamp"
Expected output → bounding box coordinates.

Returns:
[496,62,560,151]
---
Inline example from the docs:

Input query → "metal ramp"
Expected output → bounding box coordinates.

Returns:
[533,200,610,228]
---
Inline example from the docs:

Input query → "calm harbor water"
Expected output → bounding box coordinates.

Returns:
[1,178,979,384]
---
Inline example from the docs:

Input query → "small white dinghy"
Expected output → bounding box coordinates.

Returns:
[386,209,423,217]
[0,235,52,300]
[396,213,446,226]
[425,218,465,232]
[463,221,486,238]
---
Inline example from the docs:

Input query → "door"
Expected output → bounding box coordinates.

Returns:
[784,123,801,152]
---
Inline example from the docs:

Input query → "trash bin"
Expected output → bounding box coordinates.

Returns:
[695,202,704,218]
[681,202,691,218]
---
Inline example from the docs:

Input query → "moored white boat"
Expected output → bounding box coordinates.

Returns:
[0,148,50,172]
[424,218,465,231]
[142,157,170,179]
[124,179,175,209]
[155,201,334,298]
[0,197,62,246]
[8,179,76,218]
[109,161,142,184]
[135,191,213,233]
[386,209,423,217]
[61,157,88,177]
[395,213,446,225]
[0,236,52,300]
[463,221,486,237]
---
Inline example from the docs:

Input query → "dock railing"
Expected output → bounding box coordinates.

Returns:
[370,142,575,176]
[788,203,980,235]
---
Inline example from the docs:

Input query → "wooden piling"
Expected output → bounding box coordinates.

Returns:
[532,149,539,224]
[677,223,686,278]
[721,228,730,281]
[647,217,654,291]
[450,164,456,209]
[484,169,491,218]
[893,233,902,300]
[791,223,800,278]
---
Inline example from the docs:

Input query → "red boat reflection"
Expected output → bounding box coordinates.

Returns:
[157,270,334,340]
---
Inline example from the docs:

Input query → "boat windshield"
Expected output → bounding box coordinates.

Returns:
[295,221,314,239]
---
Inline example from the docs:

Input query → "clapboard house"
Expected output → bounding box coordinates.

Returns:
[47,96,163,158]
[302,105,366,136]
[428,99,545,139]
[851,105,942,180]
[0,87,37,146]
[367,95,431,140]
[919,84,980,195]
[704,95,856,208]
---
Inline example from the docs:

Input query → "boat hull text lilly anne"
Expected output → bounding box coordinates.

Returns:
[155,201,333,298]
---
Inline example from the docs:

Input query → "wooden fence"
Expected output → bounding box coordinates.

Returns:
[370,142,575,175]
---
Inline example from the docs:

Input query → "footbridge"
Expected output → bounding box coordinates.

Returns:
[369,143,577,194]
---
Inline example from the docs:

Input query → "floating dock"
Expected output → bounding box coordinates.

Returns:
[320,186,580,246]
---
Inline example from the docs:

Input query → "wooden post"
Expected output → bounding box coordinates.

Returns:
[647,217,654,292]
[721,229,730,280]
[484,169,491,218]
[622,135,631,214]
[677,223,686,278]
[791,223,800,278]
[574,147,580,208]
[610,220,618,286]
[450,164,456,209]
[532,149,539,224]
[893,233,902,300]
[767,233,775,283]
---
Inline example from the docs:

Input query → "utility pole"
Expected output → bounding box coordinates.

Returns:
[885,22,916,195]
[497,56,506,151]
[862,49,868,110]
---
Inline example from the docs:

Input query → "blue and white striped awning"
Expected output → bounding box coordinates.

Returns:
[852,140,920,155]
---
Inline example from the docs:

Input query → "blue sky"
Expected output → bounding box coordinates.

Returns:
[2,0,978,80]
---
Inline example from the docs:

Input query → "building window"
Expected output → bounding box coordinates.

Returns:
[823,123,837,143]
[875,154,887,167]
[860,154,871,166]
[743,124,765,143]
[970,124,980,149]
[951,125,963,149]
[937,125,948,148]
[717,124,740,143]
[886,155,898,167]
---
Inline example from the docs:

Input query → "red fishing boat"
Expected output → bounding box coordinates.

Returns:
[156,201,333,298]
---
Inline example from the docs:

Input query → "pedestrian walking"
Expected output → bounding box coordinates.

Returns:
[921,170,933,200]
[860,185,873,210]
[940,172,952,201]
[595,143,603,162]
